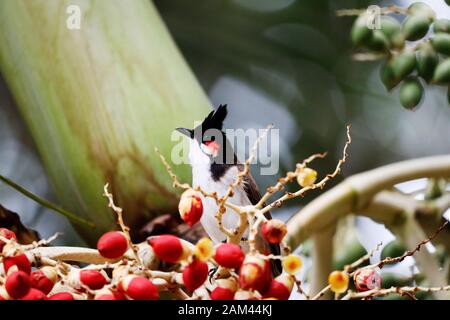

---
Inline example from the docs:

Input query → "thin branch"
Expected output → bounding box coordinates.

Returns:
[336,5,408,17]
[341,285,450,300]
[103,184,141,264]
[286,154,450,250]
[375,221,448,269]
[0,174,95,228]
[344,242,383,273]
[260,125,351,216]
[255,152,328,209]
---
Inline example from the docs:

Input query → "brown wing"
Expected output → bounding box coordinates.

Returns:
[242,171,282,276]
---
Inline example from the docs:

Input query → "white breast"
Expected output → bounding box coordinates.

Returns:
[189,140,252,243]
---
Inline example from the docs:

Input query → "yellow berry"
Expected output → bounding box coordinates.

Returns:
[328,271,349,294]
[195,237,214,261]
[297,168,317,187]
[282,255,302,275]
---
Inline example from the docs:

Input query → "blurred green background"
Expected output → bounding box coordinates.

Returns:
[0,0,449,245]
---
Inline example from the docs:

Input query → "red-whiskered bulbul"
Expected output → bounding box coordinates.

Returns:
[176,104,281,275]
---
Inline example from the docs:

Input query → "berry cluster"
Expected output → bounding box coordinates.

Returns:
[345,1,450,110]
[0,184,303,300]
[1,126,447,300]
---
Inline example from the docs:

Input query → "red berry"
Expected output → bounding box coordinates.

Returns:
[94,288,125,300]
[20,288,46,300]
[214,243,244,269]
[353,268,382,292]
[119,275,158,300]
[5,271,31,299]
[210,278,237,300]
[79,270,108,290]
[178,190,203,227]
[211,287,234,300]
[3,253,32,274]
[0,228,16,251]
[239,256,272,294]
[47,292,75,300]
[264,274,294,300]
[148,235,187,263]
[30,267,58,294]
[261,219,287,244]
[182,259,208,292]
[97,231,129,259]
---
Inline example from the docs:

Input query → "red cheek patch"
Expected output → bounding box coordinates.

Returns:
[204,141,220,156]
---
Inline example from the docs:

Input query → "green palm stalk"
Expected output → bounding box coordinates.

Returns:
[0,0,211,243]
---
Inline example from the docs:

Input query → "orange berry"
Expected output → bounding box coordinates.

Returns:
[328,271,349,294]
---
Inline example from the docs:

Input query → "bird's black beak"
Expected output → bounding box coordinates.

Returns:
[176,127,194,138]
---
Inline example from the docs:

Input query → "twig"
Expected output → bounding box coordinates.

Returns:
[375,221,448,269]
[336,5,408,17]
[344,242,383,273]
[341,285,450,300]
[103,184,141,265]
[255,152,328,209]
[260,125,351,216]
[0,174,95,228]
[294,277,310,300]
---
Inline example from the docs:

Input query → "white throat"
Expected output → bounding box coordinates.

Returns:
[187,139,252,243]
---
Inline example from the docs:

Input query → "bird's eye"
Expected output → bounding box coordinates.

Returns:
[203,135,215,143]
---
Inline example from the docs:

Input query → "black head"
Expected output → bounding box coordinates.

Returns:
[176,104,235,163]
[176,104,228,143]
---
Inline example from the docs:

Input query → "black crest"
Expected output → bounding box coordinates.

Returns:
[200,104,228,132]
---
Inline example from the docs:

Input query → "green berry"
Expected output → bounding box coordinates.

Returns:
[433,58,450,83]
[433,19,450,33]
[402,15,430,41]
[380,51,416,91]
[391,51,416,80]
[351,14,373,47]
[417,43,439,82]
[390,32,406,49]
[367,30,390,52]
[399,77,424,110]
[380,240,407,260]
[380,16,401,41]
[380,61,399,91]
[431,33,450,55]
[407,2,436,22]
[448,86,450,105]
[381,273,412,289]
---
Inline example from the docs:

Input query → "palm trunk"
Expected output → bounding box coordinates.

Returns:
[0,0,210,243]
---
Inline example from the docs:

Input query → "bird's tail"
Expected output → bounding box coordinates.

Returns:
[270,243,282,277]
